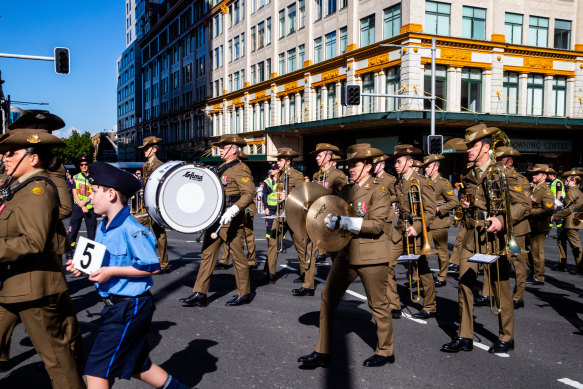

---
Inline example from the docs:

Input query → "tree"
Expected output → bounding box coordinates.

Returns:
[56,130,93,165]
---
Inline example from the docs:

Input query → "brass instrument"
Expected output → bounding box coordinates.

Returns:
[453,190,467,227]
[274,165,289,252]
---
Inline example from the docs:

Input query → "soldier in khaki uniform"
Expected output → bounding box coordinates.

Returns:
[0,129,85,388]
[552,170,583,274]
[293,143,348,297]
[373,154,398,205]
[526,164,555,285]
[265,148,305,283]
[298,145,395,368]
[423,154,459,287]
[180,135,257,306]
[137,136,169,272]
[388,145,437,319]
[441,125,530,354]
[495,146,532,309]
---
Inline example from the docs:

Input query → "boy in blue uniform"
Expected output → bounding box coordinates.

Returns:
[66,162,187,389]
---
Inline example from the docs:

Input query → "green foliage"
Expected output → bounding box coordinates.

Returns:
[55,130,93,165]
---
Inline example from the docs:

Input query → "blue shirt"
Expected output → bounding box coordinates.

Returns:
[94,206,161,298]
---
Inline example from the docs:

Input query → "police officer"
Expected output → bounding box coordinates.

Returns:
[298,145,395,368]
[441,125,530,354]
[265,148,305,284]
[526,164,555,285]
[137,136,169,272]
[67,154,97,254]
[423,154,459,287]
[180,135,256,306]
[552,170,583,273]
[293,143,347,297]
[0,129,85,388]
[389,144,437,319]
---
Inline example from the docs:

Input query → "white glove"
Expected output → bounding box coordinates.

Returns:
[220,205,240,225]
[324,215,363,234]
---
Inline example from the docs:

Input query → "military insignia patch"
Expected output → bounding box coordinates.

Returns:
[514,185,522,192]
[132,230,150,238]
[242,177,250,182]
[32,187,44,195]
[447,190,453,195]
[545,202,553,208]
[381,186,386,191]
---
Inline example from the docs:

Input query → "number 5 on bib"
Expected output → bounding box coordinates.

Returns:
[72,236,106,274]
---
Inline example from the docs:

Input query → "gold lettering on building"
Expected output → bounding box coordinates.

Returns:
[368,53,391,67]
[322,69,339,81]
[440,48,471,61]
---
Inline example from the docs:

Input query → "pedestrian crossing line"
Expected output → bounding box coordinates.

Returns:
[558,378,583,388]
[472,342,510,358]
[280,265,427,325]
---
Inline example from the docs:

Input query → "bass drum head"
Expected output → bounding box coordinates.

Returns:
[157,163,224,233]
[144,161,184,228]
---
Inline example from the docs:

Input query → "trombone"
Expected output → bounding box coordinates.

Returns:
[274,165,289,252]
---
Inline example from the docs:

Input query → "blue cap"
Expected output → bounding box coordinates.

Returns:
[89,162,142,198]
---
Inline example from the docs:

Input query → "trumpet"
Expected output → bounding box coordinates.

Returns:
[274,165,289,252]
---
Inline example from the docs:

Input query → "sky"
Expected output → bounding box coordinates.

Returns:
[0,1,126,138]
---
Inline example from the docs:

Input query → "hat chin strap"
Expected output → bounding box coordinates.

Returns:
[4,149,32,188]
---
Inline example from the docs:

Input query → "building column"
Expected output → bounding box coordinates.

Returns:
[518,73,528,115]
[399,42,424,111]
[264,100,270,128]
[254,102,261,130]
[321,86,328,120]
[543,75,554,116]
[283,95,290,124]
[491,50,505,114]
[295,93,302,122]
[446,67,458,112]
[218,112,224,136]
[377,71,386,112]
[482,69,492,114]
[335,82,342,117]
[244,92,250,132]
[275,97,282,126]
[566,77,575,118]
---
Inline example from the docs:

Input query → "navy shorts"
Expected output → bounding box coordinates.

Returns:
[84,295,154,380]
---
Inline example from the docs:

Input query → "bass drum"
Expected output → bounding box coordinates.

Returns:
[144,161,224,233]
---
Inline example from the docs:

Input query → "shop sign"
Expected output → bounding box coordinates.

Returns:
[510,139,572,153]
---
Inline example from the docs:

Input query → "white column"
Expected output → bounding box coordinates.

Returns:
[378,71,386,112]
[321,86,328,120]
[212,114,217,136]
[264,100,270,128]
[295,93,302,122]
[335,82,342,117]
[446,67,458,112]
[566,77,575,118]
[244,93,250,131]
[254,103,261,129]
[518,73,528,115]
[218,112,224,136]
[482,69,492,114]
[543,75,554,116]
[283,95,290,124]
[491,50,505,114]
[275,97,282,125]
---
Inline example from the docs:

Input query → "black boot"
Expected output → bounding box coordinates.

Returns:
[179,292,208,307]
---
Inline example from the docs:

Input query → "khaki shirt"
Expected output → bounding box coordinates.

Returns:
[219,159,257,225]
[241,162,258,216]
[142,156,163,184]
[502,166,532,236]
[313,165,348,195]
[529,183,554,233]
[429,174,459,230]
[554,186,583,229]
[277,166,304,221]
[0,170,68,303]
[374,170,397,204]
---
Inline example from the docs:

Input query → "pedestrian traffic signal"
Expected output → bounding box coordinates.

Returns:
[426,135,443,155]
[54,47,70,75]
[341,85,361,106]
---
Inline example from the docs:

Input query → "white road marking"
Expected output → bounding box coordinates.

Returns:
[472,342,509,357]
[558,379,583,388]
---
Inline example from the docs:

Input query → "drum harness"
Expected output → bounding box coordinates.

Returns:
[214,158,242,207]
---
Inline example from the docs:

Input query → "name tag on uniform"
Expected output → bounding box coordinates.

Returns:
[397,254,421,262]
[73,236,106,274]
[468,253,499,264]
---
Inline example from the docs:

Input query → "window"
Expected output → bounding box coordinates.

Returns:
[299,44,305,67]
[327,0,336,15]
[461,68,481,112]
[266,18,272,44]
[315,0,322,21]
[360,15,375,47]
[462,6,486,40]
[228,74,233,92]
[241,33,245,55]
[258,61,265,82]
[288,4,296,34]
[234,71,240,90]
[425,1,450,36]
[214,14,222,37]
[251,26,257,51]
[279,9,285,38]
[234,36,240,59]
[314,37,322,63]
[299,0,305,29]
[279,52,285,75]
[325,31,336,59]
[527,74,544,115]
[266,58,271,77]
[502,71,518,114]
[340,26,347,53]
[362,73,374,113]
[234,0,241,24]
[327,83,336,118]
[505,13,522,44]
[251,65,256,84]
[315,87,322,119]
[552,77,566,116]
[528,16,548,47]
[554,20,571,49]
[384,4,401,39]
[288,48,296,72]
[229,39,233,62]
[386,67,400,111]
[424,65,447,110]
[258,21,265,49]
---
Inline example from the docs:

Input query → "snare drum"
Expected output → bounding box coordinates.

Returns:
[144,161,224,233]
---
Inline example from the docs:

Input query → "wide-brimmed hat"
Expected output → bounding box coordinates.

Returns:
[310,143,341,155]
[237,151,248,160]
[373,154,390,164]
[8,110,65,132]
[332,154,341,161]
[562,170,583,178]
[273,147,300,159]
[443,137,467,153]
[345,144,383,161]
[212,134,247,147]
[392,144,423,159]
[0,128,65,152]
[527,164,555,174]
[137,136,163,149]
[413,160,424,168]
[495,146,521,158]
[423,154,445,166]
[462,124,499,144]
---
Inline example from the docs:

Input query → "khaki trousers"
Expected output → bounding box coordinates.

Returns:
[386,239,402,310]
[557,228,583,270]
[219,214,257,266]
[431,228,450,282]
[315,257,394,357]
[302,243,319,289]
[265,219,306,276]
[510,235,527,301]
[449,226,466,266]
[458,249,514,342]
[528,233,546,281]
[139,215,169,270]
[193,216,250,296]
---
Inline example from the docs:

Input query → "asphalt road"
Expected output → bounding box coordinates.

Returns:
[1,217,583,389]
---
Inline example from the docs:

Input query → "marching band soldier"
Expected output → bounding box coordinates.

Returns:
[441,125,530,354]
[137,136,169,272]
[423,154,459,287]
[552,170,583,274]
[495,146,532,309]
[264,148,305,284]
[180,135,256,306]
[298,145,395,368]
[389,144,437,319]
[372,154,398,205]
[526,164,555,285]
[293,143,347,297]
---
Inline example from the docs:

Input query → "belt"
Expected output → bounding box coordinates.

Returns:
[102,290,151,306]
[225,194,241,207]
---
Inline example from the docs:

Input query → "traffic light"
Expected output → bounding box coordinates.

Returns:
[54,47,70,74]
[341,85,361,106]
[425,135,443,155]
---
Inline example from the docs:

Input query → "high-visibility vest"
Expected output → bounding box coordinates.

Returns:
[550,178,564,200]
[264,177,278,206]
[73,172,93,210]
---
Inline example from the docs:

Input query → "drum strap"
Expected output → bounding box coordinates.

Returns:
[215,159,241,177]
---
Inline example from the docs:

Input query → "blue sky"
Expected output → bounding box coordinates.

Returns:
[0,1,125,138]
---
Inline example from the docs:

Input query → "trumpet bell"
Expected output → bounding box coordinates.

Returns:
[306,195,355,252]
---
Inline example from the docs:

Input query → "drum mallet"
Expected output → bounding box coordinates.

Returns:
[210,222,225,240]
